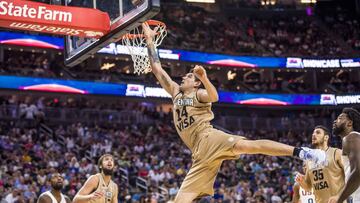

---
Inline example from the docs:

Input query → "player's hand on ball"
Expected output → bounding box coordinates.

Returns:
[193,65,207,80]
[327,195,339,203]
[142,22,158,43]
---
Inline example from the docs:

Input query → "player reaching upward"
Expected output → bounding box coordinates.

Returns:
[293,163,316,203]
[295,125,345,203]
[328,108,360,203]
[37,172,71,203]
[73,154,118,203]
[142,22,327,202]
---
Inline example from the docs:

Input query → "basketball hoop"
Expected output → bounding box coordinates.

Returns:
[121,20,167,75]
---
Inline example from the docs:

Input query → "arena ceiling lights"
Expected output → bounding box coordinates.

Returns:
[185,0,215,3]
[301,0,316,3]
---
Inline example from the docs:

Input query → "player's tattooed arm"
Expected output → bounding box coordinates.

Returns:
[147,42,178,96]
[147,43,160,64]
[337,132,360,203]
[143,23,179,97]
[146,43,162,75]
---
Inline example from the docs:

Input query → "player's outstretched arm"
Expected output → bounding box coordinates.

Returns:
[331,132,360,203]
[142,23,179,97]
[193,65,219,103]
[73,175,103,203]
[292,183,300,203]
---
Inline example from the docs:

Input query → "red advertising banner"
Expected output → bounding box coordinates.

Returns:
[0,0,110,38]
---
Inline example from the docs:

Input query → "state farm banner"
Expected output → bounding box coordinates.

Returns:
[0,0,110,38]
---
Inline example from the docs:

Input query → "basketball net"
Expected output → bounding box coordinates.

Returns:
[121,20,167,75]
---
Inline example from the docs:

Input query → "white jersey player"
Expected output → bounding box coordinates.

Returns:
[37,173,71,203]
[329,108,360,203]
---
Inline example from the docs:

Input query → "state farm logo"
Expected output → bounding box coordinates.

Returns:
[0,1,72,22]
[8,22,105,37]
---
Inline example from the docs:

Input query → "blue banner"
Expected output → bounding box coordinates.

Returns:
[0,75,127,96]
[159,49,286,68]
[0,75,358,106]
[219,91,321,105]
[99,44,287,68]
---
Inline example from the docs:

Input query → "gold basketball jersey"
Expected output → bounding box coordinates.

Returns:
[306,147,345,203]
[90,173,117,203]
[172,90,214,151]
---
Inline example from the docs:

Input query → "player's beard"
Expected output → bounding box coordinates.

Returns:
[52,183,63,191]
[333,122,346,136]
[312,138,325,148]
[102,168,114,176]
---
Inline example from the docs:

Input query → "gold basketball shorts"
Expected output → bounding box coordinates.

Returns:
[178,128,246,197]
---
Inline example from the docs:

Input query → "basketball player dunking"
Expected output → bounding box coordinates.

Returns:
[328,108,360,203]
[296,126,345,203]
[37,173,71,203]
[293,163,316,203]
[142,22,327,203]
[73,154,118,203]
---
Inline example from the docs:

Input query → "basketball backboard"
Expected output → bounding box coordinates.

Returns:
[64,0,160,67]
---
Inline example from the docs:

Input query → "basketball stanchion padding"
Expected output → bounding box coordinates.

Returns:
[121,20,167,75]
